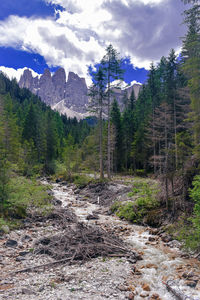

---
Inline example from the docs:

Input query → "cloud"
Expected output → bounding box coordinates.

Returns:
[130,80,142,86]
[0,66,40,81]
[0,0,187,83]
[101,0,186,68]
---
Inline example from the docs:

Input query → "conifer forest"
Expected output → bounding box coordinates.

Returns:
[0,1,200,299]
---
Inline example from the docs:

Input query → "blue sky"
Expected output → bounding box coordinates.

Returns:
[0,0,188,85]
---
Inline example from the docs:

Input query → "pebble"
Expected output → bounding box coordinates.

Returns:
[5,239,18,248]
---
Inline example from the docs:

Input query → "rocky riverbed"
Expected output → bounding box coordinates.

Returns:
[0,179,200,300]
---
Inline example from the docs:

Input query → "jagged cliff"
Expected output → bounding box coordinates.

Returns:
[19,68,141,119]
[19,68,89,117]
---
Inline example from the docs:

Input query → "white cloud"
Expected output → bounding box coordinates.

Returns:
[130,80,142,86]
[0,0,187,83]
[0,66,40,81]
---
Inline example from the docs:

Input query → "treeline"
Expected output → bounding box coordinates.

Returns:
[0,72,92,212]
[83,4,200,213]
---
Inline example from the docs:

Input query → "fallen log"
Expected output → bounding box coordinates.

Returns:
[10,256,74,275]
[165,280,195,300]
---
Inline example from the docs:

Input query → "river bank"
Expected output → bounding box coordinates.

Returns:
[0,178,200,299]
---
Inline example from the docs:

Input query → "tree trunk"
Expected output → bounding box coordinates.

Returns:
[173,96,178,170]
[107,69,111,179]
[99,98,104,180]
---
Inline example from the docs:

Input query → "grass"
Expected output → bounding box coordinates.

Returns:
[0,174,52,231]
[111,177,160,224]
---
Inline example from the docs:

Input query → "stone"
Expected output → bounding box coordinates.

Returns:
[148,236,156,242]
[86,214,99,220]
[38,286,45,292]
[182,271,194,278]
[16,257,25,262]
[142,263,158,269]
[21,287,35,295]
[142,283,151,291]
[150,294,162,300]
[140,291,149,298]
[21,234,32,242]
[148,228,159,235]
[19,251,29,256]
[1,225,10,234]
[5,239,18,248]
[185,280,197,288]
[161,234,172,243]
[127,292,135,299]
[180,253,190,259]
[118,284,129,291]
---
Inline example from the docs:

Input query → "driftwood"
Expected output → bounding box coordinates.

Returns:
[8,253,131,276]
[165,280,195,300]
[10,257,73,275]
[34,222,137,264]
[26,207,77,228]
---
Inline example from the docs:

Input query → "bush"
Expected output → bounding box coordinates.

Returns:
[116,202,139,222]
[111,178,159,224]
[6,176,52,219]
[189,175,200,230]
[134,169,146,177]
[73,174,92,188]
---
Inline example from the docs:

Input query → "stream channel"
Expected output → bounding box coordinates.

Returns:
[0,179,200,300]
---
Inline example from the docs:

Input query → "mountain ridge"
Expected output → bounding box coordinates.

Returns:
[19,68,141,119]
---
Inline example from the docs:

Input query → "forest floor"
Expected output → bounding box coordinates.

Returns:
[0,177,200,300]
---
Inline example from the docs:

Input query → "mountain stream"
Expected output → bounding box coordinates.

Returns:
[0,180,200,300]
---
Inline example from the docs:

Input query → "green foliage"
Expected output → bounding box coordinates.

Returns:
[0,159,10,211]
[189,175,200,236]
[134,169,146,177]
[114,202,138,222]
[111,178,159,224]
[166,216,200,251]
[111,99,123,171]
[5,176,52,219]
[72,174,92,188]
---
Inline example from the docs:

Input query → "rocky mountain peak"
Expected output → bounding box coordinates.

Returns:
[19,69,34,89]
[19,67,89,112]
[18,67,142,119]
[67,71,84,83]
[52,68,66,86]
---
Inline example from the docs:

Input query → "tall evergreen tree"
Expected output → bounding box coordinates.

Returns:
[110,99,123,172]
[89,67,107,179]
[182,3,200,158]
[101,44,124,179]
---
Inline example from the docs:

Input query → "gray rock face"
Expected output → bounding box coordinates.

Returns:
[19,68,141,119]
[19,68,89,114]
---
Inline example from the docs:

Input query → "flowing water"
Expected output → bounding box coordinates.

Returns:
[43,180,200,300]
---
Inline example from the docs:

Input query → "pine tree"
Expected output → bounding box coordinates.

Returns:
[101,44,124,178]
[88,67,107,179]
[110,99,123,172]
[182,3,200,158]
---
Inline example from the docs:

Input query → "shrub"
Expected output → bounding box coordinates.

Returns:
[111,178,159,224]
[6,176,52,219]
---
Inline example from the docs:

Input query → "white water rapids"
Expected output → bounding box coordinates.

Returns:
[43,180,200,300]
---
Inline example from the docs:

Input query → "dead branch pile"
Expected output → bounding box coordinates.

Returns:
[26,207,77,227]
[34,222,137,263]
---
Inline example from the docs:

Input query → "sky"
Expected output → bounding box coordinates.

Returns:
[0,0,190,86]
